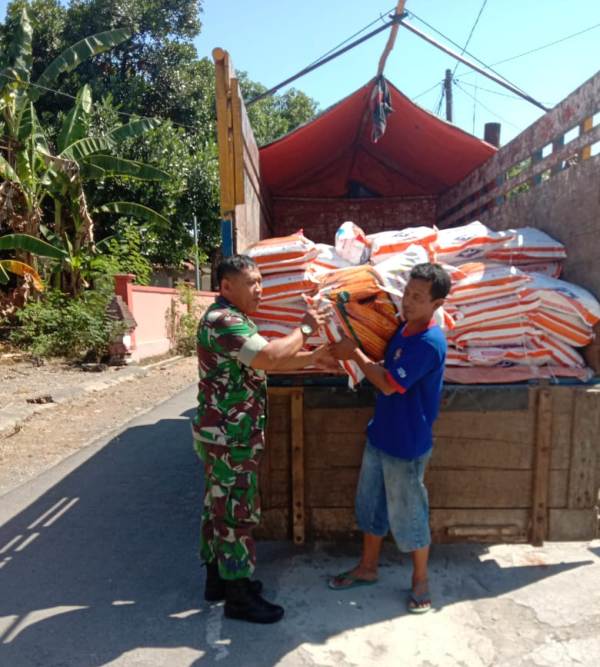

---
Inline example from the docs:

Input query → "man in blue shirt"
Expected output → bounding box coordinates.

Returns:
[329,263,451,613]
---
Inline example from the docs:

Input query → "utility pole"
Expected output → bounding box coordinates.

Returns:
[193,214,200,290]
[444,69,453,122]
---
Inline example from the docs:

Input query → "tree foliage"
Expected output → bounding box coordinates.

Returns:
[1,0,318,271]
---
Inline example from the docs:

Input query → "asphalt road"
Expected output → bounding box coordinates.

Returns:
[1,384,599,667]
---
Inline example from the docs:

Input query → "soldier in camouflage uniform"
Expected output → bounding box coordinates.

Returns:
[193,254,333,624]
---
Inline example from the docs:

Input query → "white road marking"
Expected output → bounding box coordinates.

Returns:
[27,497,70,529]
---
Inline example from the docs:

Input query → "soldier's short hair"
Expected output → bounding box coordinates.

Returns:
[410,263,451,300]
[217,254,259,285]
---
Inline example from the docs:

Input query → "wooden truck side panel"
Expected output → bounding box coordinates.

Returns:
[258,386,600,544]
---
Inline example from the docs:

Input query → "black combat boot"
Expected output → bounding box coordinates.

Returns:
[204,562,263,602]
[224,578,284,624]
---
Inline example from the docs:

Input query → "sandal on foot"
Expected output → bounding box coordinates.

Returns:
[328,571,378,591]
[407,589,432,614]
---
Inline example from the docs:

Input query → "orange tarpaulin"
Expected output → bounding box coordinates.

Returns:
[259,78,497,198]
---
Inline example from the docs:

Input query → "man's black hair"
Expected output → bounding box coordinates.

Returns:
[409,263,451,300]
[216,254,258,285]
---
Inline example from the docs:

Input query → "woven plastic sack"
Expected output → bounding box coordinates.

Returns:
[449,318,540,348]
[528,311,593,347]
[246,231,317,271]
[433,221,511,263]
[452,292,540,330]
[260,269,319,303]
[448,263,531,305]
[486,227,567,261]
[371,244,430,307]
[539,333,585,367]
[466,344,553,367]
[311,243,353,274]
[522,272,600,327]
[514,260,563,277]
[368,227,437,264]
[446,346,471,366]
[251,300,306,325]
[334,222,371,265]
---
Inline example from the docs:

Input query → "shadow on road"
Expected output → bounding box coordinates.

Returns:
[0,397,594,666]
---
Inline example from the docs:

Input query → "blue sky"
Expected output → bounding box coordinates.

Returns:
[196,0,600,143]
[2,1,599,144]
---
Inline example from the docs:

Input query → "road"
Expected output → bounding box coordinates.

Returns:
[1,385,600,667]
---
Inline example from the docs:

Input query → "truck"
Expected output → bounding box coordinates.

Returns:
[212,47,600,546]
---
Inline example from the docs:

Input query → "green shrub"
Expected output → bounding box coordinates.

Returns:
[8,287,118,360]
[169,282,202,356]
[92,219,153,286]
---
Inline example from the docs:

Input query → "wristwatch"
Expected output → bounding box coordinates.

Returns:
[300,323,314,336]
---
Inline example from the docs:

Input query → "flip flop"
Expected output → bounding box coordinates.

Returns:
[327,571,378,591]
[407,588,432,614]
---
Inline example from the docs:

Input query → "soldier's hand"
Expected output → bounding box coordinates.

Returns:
[302,298,334,331]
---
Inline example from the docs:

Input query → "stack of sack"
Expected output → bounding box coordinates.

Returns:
[246,232,325,348]
[437,223,599,383]
[244,220,600,385]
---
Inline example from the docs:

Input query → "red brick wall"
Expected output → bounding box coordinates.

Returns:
[271,197,437,243]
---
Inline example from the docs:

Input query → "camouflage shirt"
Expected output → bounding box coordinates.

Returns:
[193,297,269,449]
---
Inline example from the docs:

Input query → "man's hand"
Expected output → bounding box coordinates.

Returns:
[331,335,359,360]
[312,345,340,371]
[302,297,334,331]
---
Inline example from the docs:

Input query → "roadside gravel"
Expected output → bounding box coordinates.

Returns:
[0,355,198,496]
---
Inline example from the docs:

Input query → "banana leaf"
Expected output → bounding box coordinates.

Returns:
[0,260,44,291]
[82,155,170,181]
[5,8,32,84]
[60,136,115,161]
[32,29,131,100]
[106,118,160,143]
[95,202,169,229]
[57,84,92,153]
[0,155,20,182]
[0,233,67,259]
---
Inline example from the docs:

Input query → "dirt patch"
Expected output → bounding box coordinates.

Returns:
[0,356,198,496]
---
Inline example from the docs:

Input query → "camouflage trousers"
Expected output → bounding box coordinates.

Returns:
[196,439,262,581]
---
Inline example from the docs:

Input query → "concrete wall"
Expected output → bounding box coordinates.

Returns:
[114,275,215,362]
[271,196,437,243]
[437,71,600,298]
[477,155,600,298]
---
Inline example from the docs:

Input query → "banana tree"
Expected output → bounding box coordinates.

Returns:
[40,84,170,295]
[0,232,67,290]
[1,9,170,296]
[0,7,131,237]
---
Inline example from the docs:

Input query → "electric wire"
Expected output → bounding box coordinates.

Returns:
[0,71,202,133]
[307,5,397,67]
[451,0,488,78]
[455,80,520,129]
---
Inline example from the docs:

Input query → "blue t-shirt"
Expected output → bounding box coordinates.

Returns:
[367,322,447,460]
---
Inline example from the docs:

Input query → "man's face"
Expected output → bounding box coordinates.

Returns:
[221,267,263,314]
[401,278,443,323]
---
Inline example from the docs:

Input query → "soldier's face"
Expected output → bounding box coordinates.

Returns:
[221,267,263,314]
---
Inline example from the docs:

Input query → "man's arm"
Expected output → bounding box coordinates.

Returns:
[250,328,306,370]
[331,337,397,395]
[264,345,337,372]
[250,301,334,371]
[350,348,397,395]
